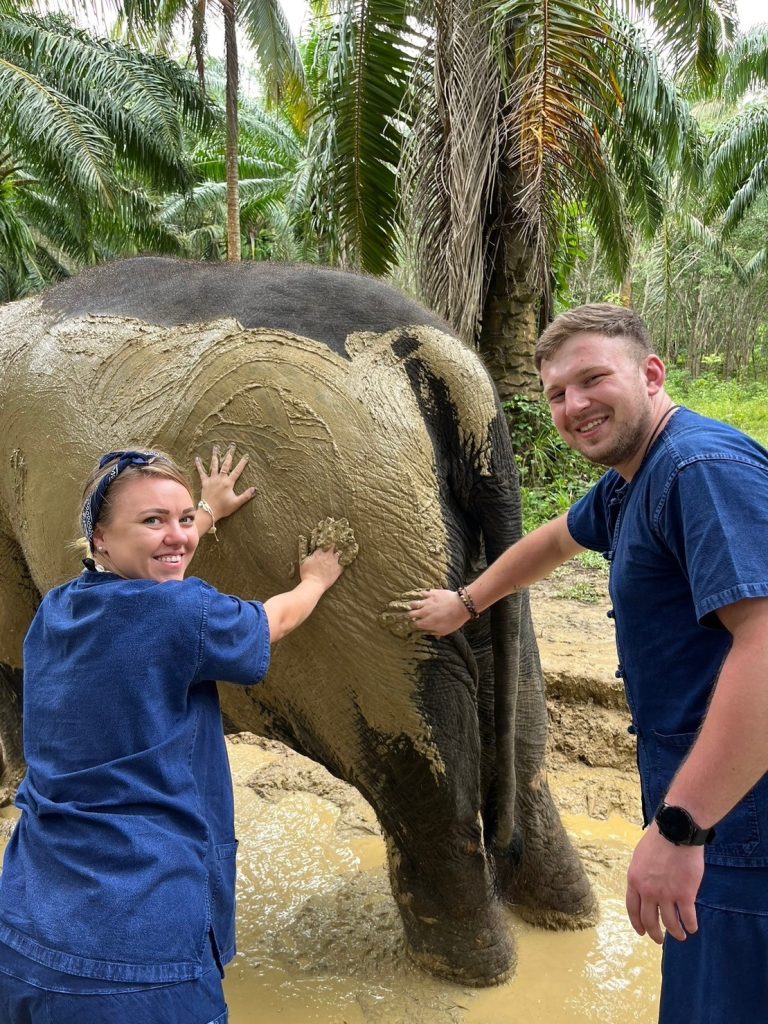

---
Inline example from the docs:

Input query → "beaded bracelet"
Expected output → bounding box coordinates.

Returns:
[197,499,219,541]
[456,585,480,620]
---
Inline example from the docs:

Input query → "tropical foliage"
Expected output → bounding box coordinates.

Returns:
[566,21,768,379]
[0,4,215,299]
[0,0,766,405]
[161,62,315,261]
[113,0,308,259]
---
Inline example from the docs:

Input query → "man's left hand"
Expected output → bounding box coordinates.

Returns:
[626,823,704,944]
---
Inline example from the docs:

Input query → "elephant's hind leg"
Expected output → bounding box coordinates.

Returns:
[356,649,516,987]
[0,530,37,803]
[496,771,599,930]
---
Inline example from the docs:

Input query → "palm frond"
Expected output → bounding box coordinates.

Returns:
[723,23,768,97]
[237,0,309,108]
[676,210,748,283]
[744,246,768,281]
[626,0,736,85]
[402,0,502,342]
[708,101,768,224]
[307,0,416,274]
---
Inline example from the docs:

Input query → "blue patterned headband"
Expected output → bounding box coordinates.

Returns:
[81,450,160,546]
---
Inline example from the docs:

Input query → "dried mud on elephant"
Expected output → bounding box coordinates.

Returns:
[0,258,597,986]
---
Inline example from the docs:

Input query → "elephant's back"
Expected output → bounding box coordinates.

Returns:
[39,258,453,358]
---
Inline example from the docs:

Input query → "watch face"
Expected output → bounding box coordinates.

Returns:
[656,805,694,844]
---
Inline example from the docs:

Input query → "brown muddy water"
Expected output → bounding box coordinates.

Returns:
[222,736,660,1024]
[0,736,659,1023]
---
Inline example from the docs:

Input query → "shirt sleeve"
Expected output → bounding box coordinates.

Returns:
[567,473,616,553]
[194,584,271,685]
[657,456,768,626]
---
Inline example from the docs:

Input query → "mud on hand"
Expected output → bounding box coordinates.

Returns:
[298,517,359,568]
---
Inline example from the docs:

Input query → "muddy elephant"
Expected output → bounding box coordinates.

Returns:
[0,258,596,985]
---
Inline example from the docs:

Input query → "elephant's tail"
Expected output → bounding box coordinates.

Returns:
[392,326,529,852]
[464,402,525,853]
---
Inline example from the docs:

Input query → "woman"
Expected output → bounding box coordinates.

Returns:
[0,444,345,1024]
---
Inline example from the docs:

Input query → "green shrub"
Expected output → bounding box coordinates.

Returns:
[504,395,601,532]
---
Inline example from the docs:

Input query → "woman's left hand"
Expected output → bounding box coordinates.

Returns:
[195,444,256,523]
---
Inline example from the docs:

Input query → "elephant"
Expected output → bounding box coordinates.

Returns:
[0,257,597,986]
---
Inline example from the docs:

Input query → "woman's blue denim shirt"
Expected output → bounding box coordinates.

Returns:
[568,408,768,867]
[0,572,270,983]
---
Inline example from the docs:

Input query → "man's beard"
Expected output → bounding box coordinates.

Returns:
[580,410,653,469]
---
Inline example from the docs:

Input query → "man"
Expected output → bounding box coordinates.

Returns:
[409,304,768,1022]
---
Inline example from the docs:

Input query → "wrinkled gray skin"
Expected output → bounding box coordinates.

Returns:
[0,258,596,985]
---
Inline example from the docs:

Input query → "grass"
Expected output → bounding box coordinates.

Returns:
[666,371,768,447]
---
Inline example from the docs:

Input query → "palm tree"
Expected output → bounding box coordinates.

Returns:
[115,0,308,260]
[162,62,315,260]
[306,0,734,398]
[0,6,215,299]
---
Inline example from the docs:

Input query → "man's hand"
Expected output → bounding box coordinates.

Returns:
[408,589,471,636]
[626,823,705,944]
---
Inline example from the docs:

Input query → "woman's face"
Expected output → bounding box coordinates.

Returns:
[92,475,199,583]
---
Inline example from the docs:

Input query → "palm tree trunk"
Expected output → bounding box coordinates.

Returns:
[479,216,541,402]
[222,0,240,262]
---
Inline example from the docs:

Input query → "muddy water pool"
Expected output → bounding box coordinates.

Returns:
[222,737,660,1024]
[0,738,660,1023]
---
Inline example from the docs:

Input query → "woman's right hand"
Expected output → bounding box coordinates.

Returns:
[300,547,344,592]
[195,443,256,523]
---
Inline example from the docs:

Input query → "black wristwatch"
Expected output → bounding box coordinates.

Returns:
[654,803,716,846]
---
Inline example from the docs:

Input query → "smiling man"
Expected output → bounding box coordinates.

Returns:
[408,303,768,1024]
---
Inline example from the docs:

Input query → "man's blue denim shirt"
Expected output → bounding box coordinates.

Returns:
[569,408,768,867]
[0,572,270,983]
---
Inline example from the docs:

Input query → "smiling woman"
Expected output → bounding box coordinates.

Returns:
[0,444,350,1024]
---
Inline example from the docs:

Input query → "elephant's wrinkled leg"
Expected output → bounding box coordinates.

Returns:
[497,771,598,930]
[357,640,514,986]
[0,531,36,804]
[495,600,598,929]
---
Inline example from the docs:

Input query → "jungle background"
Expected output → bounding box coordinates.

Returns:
[2,3,767,1018]
[1,0,767,522]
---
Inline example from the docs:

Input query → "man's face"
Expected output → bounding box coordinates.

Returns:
[540,332,659,472]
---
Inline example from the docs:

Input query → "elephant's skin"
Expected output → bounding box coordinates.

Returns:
[0,258,597,985]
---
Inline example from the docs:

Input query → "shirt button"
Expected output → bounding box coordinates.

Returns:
[606,608,615,619]
[627,723,637,735]
[615,665,624,678]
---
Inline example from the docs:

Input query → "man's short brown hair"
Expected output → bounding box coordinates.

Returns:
[535,304,653,370]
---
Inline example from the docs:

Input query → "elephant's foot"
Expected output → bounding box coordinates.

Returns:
[400,900,515,987]
[387,839,515,986]
[515,902,598,931]
[495,780,599,931]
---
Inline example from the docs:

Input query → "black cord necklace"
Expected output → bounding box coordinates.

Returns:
[640,404,679,466]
